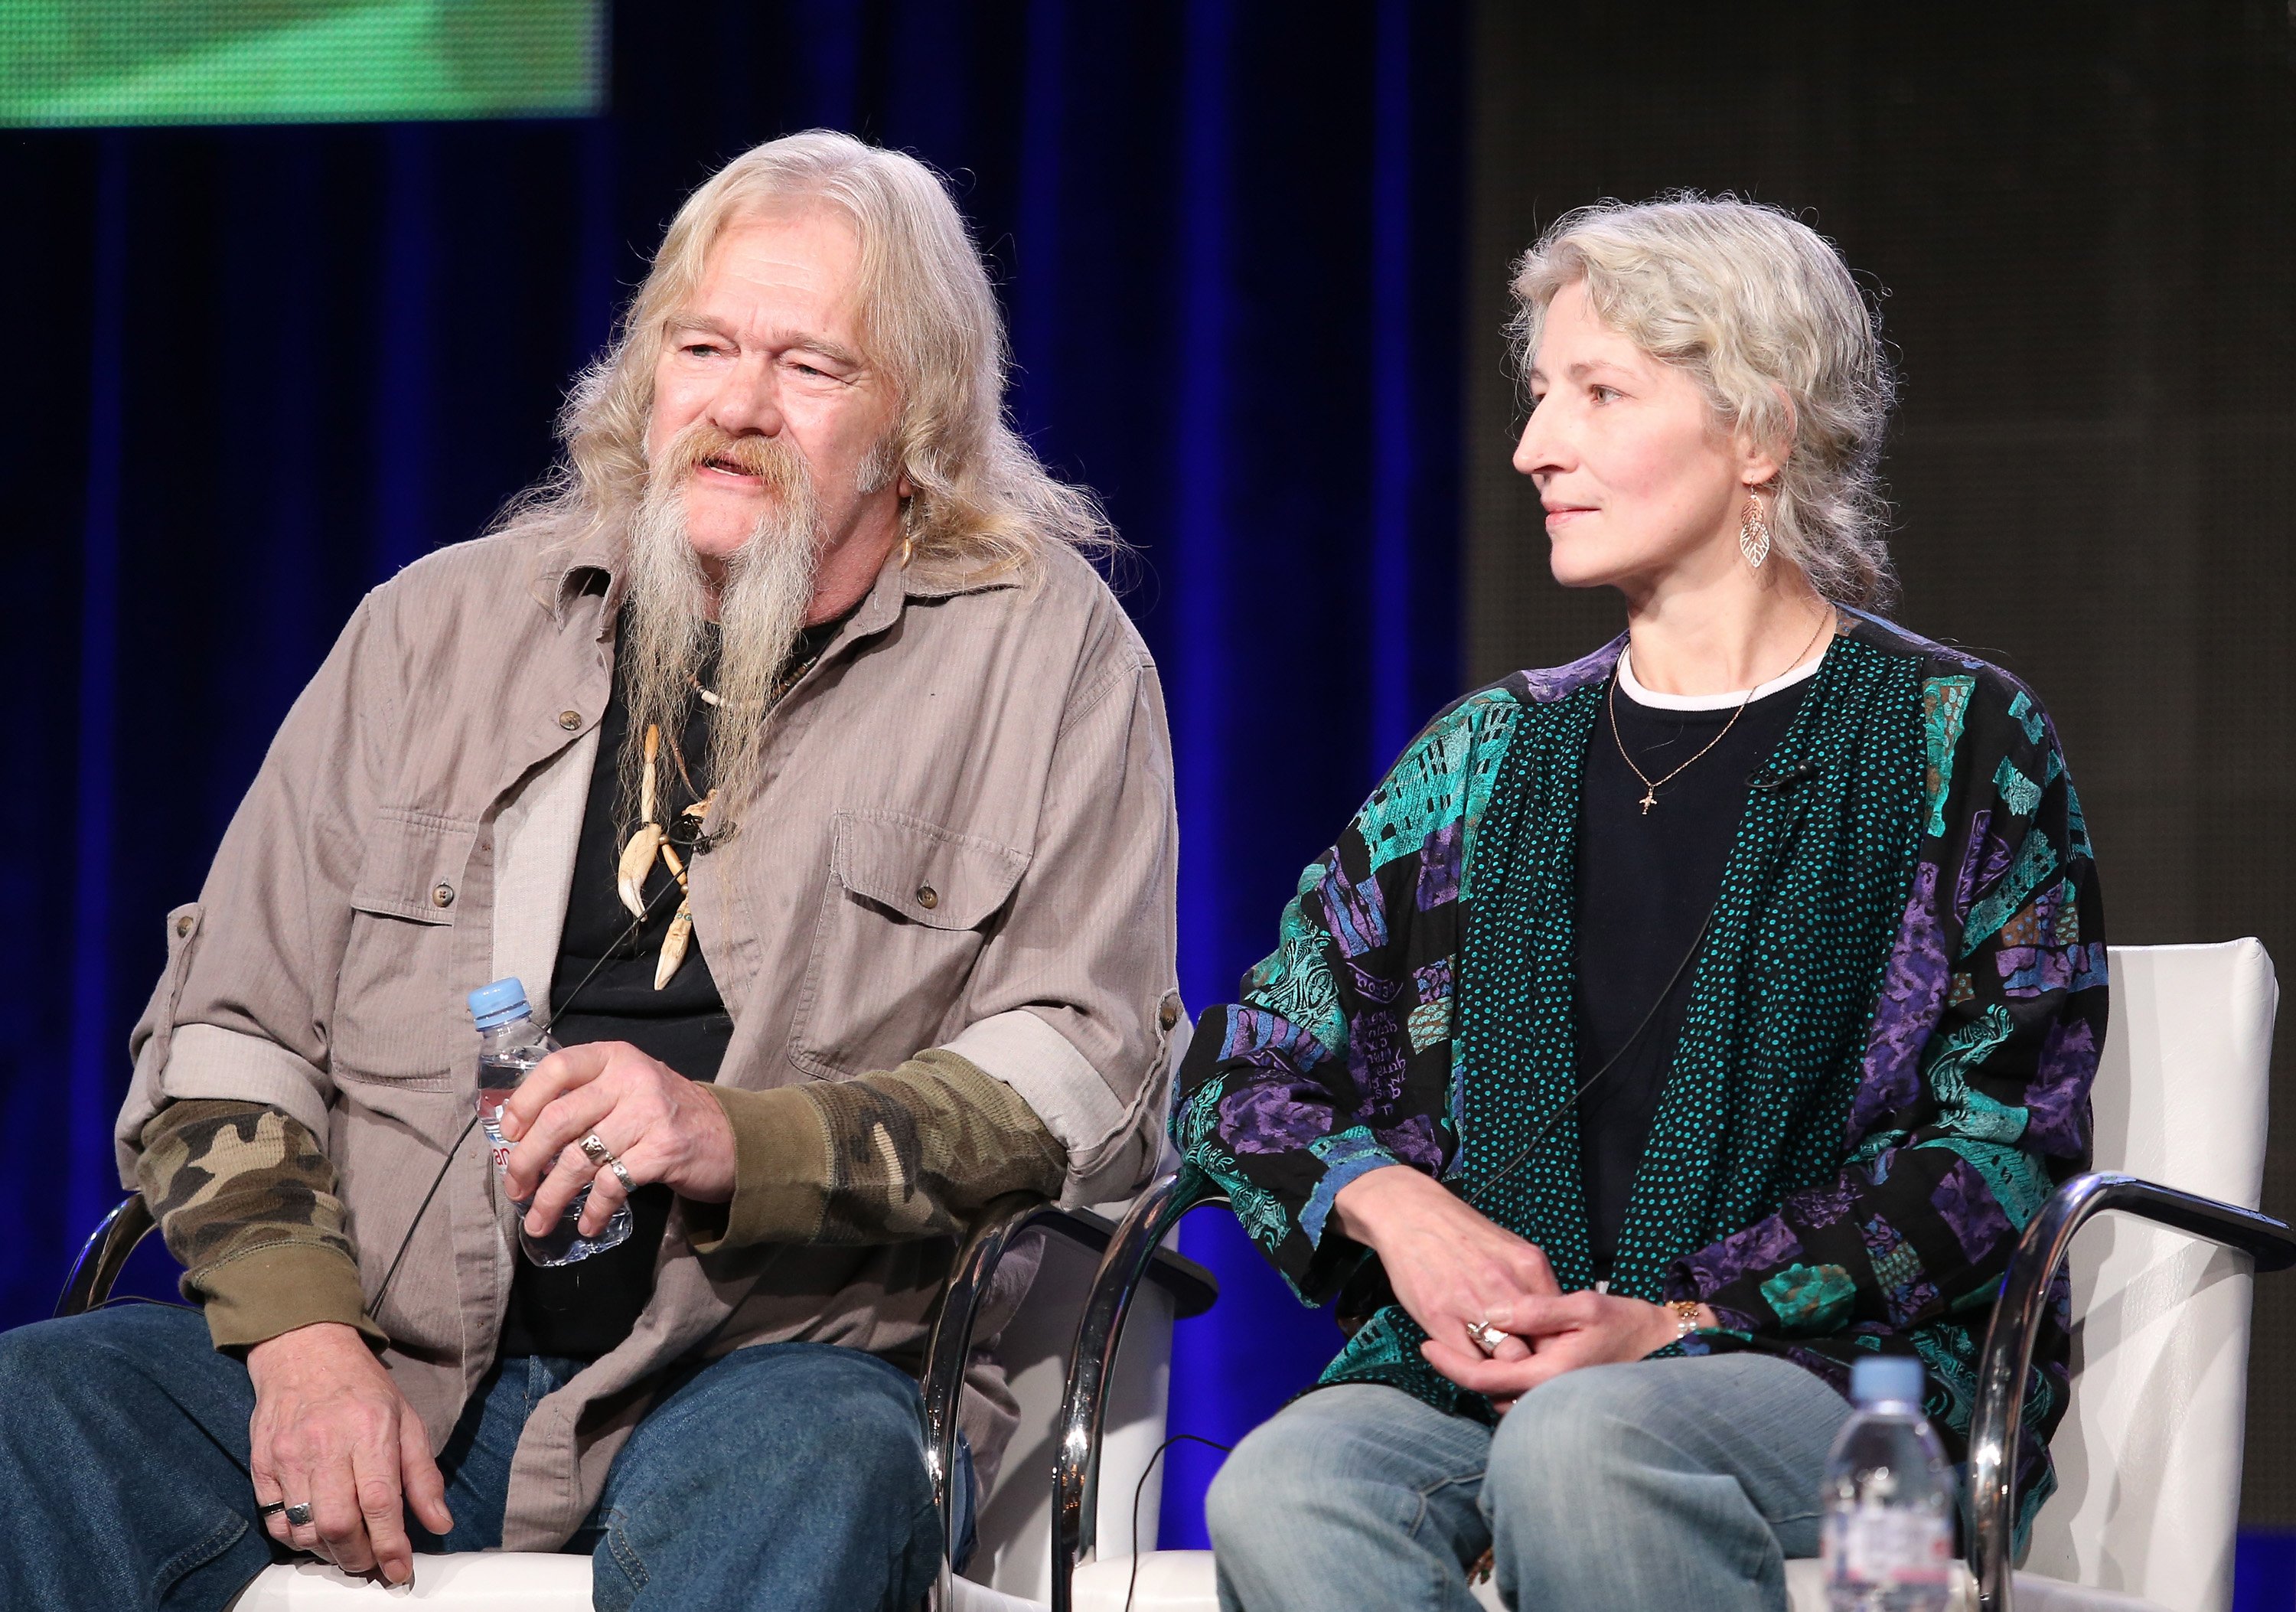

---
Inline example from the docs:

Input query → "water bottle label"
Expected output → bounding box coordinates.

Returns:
[478,1088,517,1177]
[1827,1509,1952,1584]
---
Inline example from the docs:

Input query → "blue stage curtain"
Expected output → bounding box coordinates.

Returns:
[0,0,1463,1550]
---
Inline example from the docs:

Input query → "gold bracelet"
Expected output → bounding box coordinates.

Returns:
[1667,1299,1704,1340]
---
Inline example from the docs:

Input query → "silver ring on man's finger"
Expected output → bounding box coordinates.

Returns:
[283,1502,315,1527]
[607,1158,635,1193]
[579,1132,615,1167]
[1466,1320,1508,1355]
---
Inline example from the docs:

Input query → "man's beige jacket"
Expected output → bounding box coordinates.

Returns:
[113,519,1179,1548]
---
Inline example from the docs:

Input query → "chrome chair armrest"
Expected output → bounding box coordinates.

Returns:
[56,1191,156,1318]
[1051,1163,1228,1612]
[923,1191,1068,1604]
[1968,1170,2296,1612]
[922,1187,1218,1608]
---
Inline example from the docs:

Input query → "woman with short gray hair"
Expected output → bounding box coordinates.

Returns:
[1181,195,2105,1609]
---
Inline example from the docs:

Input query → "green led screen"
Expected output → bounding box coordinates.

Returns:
[0,1,605,126]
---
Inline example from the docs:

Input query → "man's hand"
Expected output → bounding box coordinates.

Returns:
[1329,1165,1559,1375]
[498,1042,736,1237]
[1420,1291,1718,1411]
[246,1321,452,1584]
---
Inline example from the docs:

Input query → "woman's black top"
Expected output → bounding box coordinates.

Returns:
[498,612,838,1360]
[1573,663,1812,1284]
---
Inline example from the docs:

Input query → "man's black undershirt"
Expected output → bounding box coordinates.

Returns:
[1573,667,1810,1285]
[499,611,840,1361]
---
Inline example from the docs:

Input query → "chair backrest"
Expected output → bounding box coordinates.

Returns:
[2021,941,2278,1612]
[965,1225,1179,1603]
[960,1015,1195,1604]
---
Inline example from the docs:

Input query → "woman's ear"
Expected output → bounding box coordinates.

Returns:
[1740,387,1795,488]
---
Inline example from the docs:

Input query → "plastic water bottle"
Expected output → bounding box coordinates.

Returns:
[1822,1354,1955,1610]
[468,978,631,1266]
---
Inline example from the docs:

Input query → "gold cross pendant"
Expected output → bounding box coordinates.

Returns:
[1639,788,1658,814]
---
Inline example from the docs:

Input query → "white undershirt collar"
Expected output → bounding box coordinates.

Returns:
[1616,638,1831,711]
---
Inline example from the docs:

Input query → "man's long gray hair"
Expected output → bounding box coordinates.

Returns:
[493,129,1114,825]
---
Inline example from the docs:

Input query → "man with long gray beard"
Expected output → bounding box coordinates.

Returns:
[0,131,1178,1612]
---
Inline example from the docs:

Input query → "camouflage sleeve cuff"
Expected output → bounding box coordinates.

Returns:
[686,1084,833,1254]
[137,1098,381,1353]
[195,1242,386,1352]
[687,1049,1068,1254]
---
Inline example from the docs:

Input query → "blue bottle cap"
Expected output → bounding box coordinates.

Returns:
[467,978,532,1031]
[1851,1354,1927,1408]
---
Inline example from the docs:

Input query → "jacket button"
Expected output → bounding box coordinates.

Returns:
[432,883,456,909]
[1160,997,1180,1030]
[175,914,194,938]
[915,885,939,911]
[558,710,582,731]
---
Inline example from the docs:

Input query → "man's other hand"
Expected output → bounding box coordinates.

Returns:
[246,1321,451,1584]
[498,1042,737,1237]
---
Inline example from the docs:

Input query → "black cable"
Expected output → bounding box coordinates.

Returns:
[365,1112,480,1319]
[1124,1434,1232,1612]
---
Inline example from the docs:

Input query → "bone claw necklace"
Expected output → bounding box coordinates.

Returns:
[620,651,819,987]
[618,722,715,988]
[1610,609,1833,814]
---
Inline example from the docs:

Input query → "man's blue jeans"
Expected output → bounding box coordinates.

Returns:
[0,1303,966,1611]
[1205,1353,1854,1612]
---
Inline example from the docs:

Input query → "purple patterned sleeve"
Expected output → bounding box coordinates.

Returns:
[1173,687,1518,1303]
[1668,668,2107,1343]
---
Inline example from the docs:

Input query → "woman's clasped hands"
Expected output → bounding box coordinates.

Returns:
[1328,1163,1711,1412]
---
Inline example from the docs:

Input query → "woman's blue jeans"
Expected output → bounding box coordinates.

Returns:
[0,1303,967,1611]
[1205,1353,1854,1612]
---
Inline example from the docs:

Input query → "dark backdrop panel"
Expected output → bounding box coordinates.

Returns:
[1,0,1465,1552]
[1466,1,2296,1520]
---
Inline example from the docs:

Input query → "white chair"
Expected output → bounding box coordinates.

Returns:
[1053,941,2294,1612]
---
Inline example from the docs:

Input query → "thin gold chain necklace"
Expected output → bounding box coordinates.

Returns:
[1609,611,1833,814]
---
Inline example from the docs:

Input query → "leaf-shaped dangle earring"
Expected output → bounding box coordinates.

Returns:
[1739,494,1773,569]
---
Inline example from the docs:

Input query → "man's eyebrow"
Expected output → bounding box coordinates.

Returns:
[664,312,738,342]
[786,334,865,368]
[662,313,865,369]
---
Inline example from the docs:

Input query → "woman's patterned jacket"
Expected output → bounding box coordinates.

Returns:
[1174,613,2106,1529]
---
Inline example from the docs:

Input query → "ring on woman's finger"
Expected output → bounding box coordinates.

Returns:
[1466,1320,1508,1355]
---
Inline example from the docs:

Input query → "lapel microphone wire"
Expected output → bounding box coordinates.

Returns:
[1123,1434,1234,1612]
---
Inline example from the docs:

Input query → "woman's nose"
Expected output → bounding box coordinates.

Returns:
[1513,407,1557,478]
